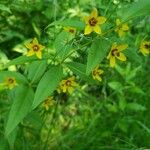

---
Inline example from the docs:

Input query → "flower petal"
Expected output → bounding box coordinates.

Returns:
[68,87,74,94]
[118,30,125,37]
[111,43,117,50]
[69,76,75,81]
[110,56,116,67]
[91,8,98,18]
[25,43,33,49]
[107,51,112,59]
[92,76,96,80]
[84,25,93,35]
[116,53,127,61]
[140,48,149,56]
[62,86,67,93]
[39,45,45,51]
[36,51,42,59]
[72,81,78,87]
[32,38,39,44]
[98,69,104,74]
[116,19,121,25]
[93,25,101,34]
[57,88,61,94]
[97,16,106,24]
[96,76,102,82]
[84,16,90,24]
[27,50,34,56]
[122,24,129,31]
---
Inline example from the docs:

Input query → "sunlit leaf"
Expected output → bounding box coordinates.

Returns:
[86,38,110,75]
[5,85,34,136]
[32,65,63,109]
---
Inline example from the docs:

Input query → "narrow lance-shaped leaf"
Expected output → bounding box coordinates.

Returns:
[7,128,18,150]
[86,38,110,75]
[66,62,96,84]
[5,55,38,67]
[60,19,85,30]
[0,4,12,13]
[5,85,34,136]
[54,31,73,59]
[32,65,63,109]
[126,103,146,111]
[118,0,150,21]
[27,60,47,83]
[5,53,52,67]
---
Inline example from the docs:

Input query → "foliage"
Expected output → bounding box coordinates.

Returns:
[0,0,150,149]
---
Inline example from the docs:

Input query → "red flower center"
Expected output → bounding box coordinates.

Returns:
[69,29,75,33]
[33,45,39,52]
[93,70,98,76]
[111,49,120,57]
[89,17,97,26]
[65,80,71,86]
[8,78,14,84]
[144,44,150,49]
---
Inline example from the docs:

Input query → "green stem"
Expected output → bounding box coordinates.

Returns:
[60,40,93,64]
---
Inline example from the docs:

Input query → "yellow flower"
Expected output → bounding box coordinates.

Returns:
[64,26,76,34]
[140,40,150,56]
[84,8,106,35]
[42,96,55,111]
[25,38,45,59]
[3,77,18,89]
[107,43,128,67]
[92,66,104,81]
[57,76,78,94]
[115,19,129,37]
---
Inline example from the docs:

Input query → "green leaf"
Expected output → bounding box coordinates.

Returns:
[66,62,87,78]
[0,71,28,84]
[108,81,123,91]
[0,4,11,13]
[126,102,146,111]
[32,22,41,37]
[32,65,63,109]
[86,38,110,75]
[54,31,73,58]
[129,86,145,95]
[25,112,43,130]
[5,85,34,136]
[118,0,150,21]
[0,50,8,65]
[7,129,18,150]
[0,30,24,44]
[105,103,118,113]
[27,60,47,83]
[5,56,38,67]
[0,137,9,150]
[58,45,73,60]
[60,19,85,30]
[124,48,142,64]
[115,63,142,81]
[5,53,52,67]
[66,62,96,83]
[136,121,150,134]
[119,97,127,111]
[118,119,128,133]
[125,64,141,81]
